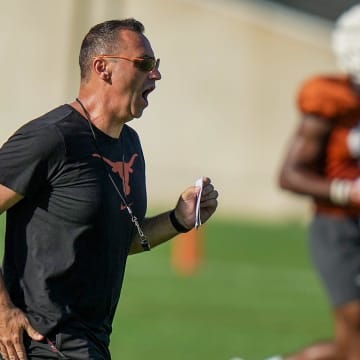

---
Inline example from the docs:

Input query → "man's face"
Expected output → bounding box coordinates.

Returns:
[109,30,161,122]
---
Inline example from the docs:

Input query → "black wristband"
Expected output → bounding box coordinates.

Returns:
[169,210,191,233]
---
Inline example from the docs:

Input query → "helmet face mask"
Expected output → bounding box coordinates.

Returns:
[332,5,360,84]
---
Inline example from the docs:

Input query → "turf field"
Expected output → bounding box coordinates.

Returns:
[0,215,332,360]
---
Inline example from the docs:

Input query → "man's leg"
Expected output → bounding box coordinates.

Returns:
[282,341,338,360]
[265,216,360,360]
[280,301,360,360]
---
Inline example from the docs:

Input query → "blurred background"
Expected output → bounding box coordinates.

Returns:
[1,0,359,359]
[4,0,356,220]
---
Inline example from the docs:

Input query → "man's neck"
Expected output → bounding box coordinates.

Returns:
[71,92,125,139]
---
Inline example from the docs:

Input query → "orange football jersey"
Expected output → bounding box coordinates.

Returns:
[297,75,360,216]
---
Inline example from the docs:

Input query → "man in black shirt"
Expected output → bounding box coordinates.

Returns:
[0,19,218,360]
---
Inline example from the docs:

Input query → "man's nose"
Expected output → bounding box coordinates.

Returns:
[149,67,161,80]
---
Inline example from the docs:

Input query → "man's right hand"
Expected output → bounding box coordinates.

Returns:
[0,305,43,360]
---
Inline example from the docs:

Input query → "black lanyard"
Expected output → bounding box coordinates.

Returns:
[75,98,150,251]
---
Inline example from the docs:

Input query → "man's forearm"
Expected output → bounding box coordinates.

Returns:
[129,178,218,254]
[129,210,182,254]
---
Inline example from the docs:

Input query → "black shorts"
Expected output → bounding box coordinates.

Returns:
[310,214,360,307]
[19,330,110,360]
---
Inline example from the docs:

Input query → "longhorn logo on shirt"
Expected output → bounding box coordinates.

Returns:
[92,153,138,208]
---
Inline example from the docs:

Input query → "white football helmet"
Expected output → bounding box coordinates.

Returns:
[332,5,360,84]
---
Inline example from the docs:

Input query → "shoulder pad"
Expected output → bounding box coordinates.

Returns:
[297,75,359,118]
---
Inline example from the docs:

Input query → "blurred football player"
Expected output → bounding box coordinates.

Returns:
[270,4,360,360]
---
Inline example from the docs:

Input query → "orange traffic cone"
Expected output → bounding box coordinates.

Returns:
[171,228,203,275]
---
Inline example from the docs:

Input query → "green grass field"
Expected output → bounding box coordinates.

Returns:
[0,215,333,360]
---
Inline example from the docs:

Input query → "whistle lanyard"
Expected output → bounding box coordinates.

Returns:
[75,98,150,251]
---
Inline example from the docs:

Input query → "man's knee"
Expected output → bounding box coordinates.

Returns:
[334,301,360,358]
[335,301,360,332]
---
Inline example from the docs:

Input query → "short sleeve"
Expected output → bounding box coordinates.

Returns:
[0,123,65,197]
[297,76,359,119]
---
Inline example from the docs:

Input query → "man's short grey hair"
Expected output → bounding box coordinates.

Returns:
[79,18,145,81]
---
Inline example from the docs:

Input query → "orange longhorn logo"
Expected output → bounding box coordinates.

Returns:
[92,153,138,195]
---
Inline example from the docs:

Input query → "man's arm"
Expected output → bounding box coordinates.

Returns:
[0,184,43,360]
[0,184,23,213]
[129,177,218,254]
[278,115,332,199]
[278,115,360,205]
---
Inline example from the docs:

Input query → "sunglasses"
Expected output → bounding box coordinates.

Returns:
[95,55,160,72]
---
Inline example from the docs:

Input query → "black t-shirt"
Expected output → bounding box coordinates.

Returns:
[0,105,147,342]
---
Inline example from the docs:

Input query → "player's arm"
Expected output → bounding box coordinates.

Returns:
[129,177,218,254]
[279,115,360,206]
[278,114,333,200]
[0,184,43,360]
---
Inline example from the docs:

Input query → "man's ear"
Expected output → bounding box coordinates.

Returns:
[93,58,112,82]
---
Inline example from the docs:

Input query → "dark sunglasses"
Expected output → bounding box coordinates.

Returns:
[95,55,160,72]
